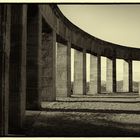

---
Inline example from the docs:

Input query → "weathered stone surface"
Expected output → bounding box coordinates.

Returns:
[128,60,133,92]
[9,5,27,133]
[106,58,116,93]
[89,55,98,94]
[123,60,129,92]
[56,43,67,97]
[41,31,56,101]
[73,50,83,95]
[26,5,42,110]
[0,5,11,136]
[123,60,133,92]
[83,49,87,95]
[97,55,101,93]
[67,41,71,97]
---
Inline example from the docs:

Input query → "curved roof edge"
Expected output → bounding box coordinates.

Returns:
[40,4,140,60]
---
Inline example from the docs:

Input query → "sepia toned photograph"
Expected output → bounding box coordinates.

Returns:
[1,3,140,137]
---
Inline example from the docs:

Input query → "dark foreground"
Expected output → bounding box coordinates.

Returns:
[22,95,140,137]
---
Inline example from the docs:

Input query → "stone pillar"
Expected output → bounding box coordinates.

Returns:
[0,5,11,136]
[67,41,71,97]
[123,60,129,92]
[123,60,133,92]
[106,58,116,93]
[113,59,117,92]
[56,42,71,97]
[83,49,87,95]
[128,60,133,92]
[89,55,98,95]
[9,5,27,133]
[73,49,83,95]
[41,30,56,101]
[26,6,42,110]
[138,82,140,96]
[97,55,101,93]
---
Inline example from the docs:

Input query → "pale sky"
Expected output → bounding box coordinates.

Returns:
[58,4,140,81]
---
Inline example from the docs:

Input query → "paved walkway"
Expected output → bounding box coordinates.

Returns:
[24,95,140,136]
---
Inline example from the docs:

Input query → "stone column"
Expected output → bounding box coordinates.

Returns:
[56,42,71,97]
[123,60,129,92]
[89,55,98,95]
[83,49,87,95]
[128,60,133,92]
[106,58,116,93]
[67,41,71,97]
[138,82,140,96]
[123,60,132,92]
[26,5,42,110]
[0,5,11,136]
[97,55,101,93]
[113,58,117,92]
[73,49,83,95]
[9,5,27,133]
[41,30,56,101]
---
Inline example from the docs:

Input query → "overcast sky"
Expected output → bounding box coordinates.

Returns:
[58,4,140,81]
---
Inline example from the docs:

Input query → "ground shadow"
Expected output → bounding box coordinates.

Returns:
[23,110,140,137]
[41,108,140,114]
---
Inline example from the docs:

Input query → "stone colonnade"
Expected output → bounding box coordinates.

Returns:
[73,54,133,95]
[0,4,135,136]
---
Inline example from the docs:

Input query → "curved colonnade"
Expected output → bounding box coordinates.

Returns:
[0,4,140,135]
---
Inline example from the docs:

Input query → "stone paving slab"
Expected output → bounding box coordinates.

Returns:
[57,97,140,102]
[71,93,139,98]
[41,101,140,112]
[41,95,140,113]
